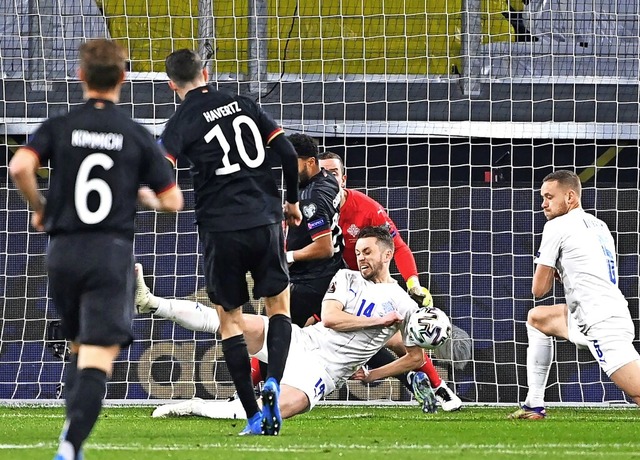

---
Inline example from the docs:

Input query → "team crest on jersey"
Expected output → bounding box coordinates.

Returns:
[347,224,360,237]
[381,301,395,314]
[303,204,317,219]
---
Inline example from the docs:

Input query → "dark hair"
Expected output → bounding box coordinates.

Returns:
[357,225,394,252]
[318,151,345,172]
[79,39,127,91]
[165,49,202,87]
[288,133,318,159]
[543,170,581,198]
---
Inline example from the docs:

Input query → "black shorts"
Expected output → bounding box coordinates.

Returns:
[47,233,135,347]
[289,274,335,327]
[200,223,289,311]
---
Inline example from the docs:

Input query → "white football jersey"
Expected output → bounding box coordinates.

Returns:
[535,208,630,328]
[300,269,419,388]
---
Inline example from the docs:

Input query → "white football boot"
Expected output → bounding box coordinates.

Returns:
[434,381,462,412]
[134,263,158,314]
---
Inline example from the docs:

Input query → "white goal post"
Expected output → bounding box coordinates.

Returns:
[1,0,639,406]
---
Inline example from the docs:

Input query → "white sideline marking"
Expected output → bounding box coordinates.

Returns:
[0,413,132,419]
[0,412,373,420]
[3,442,640,453]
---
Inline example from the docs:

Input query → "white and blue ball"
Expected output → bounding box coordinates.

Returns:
[407,307,452,350]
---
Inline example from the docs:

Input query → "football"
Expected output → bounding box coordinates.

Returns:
[407,307,452,350]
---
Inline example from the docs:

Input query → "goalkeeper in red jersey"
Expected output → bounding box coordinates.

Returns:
[319,152,428,301]
[317,152,462,411]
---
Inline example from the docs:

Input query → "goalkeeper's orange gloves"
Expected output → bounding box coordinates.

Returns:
[406,276,433,308]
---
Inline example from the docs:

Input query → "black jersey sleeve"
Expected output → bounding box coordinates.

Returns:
[139,128,176,194]
[26,118,57,163]
[300,192,333,240]
[159,115,184,159]
[269,134,299,204]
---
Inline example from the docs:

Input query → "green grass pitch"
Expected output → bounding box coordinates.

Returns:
[1,405,639,459]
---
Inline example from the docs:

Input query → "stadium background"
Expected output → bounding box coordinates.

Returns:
[1,0,639,405]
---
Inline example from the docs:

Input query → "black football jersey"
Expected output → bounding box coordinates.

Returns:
[26,99,176,238]
[161,86,287,232]
[287,169,345,281]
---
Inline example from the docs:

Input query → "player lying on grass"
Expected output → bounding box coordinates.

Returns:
[140,226,451,423]
[317,151,462,411]
[509,170,640,420]
[135,278,463,413]
[135,262,464,412]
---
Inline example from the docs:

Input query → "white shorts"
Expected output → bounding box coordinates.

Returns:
[571,315,639,377]
[253,317,336,411]
[567,313,590,349]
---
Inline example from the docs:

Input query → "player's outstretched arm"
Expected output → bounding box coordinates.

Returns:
[354,345,425,383]
[321,299,402,332]
[269,134,299,206]
[287,233,334,264]
[389,232,433,308]
[406,276,433,308]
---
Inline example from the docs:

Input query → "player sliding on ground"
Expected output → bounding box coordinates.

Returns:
[138,226,453,421]
[318,151,462,411]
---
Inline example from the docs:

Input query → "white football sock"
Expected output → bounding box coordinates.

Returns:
[193,398,247,420]
[153,298,220,334]
[523,322,553,408]
[55,440,75,460]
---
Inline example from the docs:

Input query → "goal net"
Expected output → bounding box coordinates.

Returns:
[1,0,639,406]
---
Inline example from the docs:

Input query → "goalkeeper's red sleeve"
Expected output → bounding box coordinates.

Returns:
[418,353,442,388]
[250,357,263,386]
[393,236,419,282]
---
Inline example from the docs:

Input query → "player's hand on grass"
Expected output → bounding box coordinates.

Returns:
[407,276,433,308]
[284,201,302,227]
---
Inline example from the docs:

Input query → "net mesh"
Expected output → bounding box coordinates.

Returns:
[1,0,639,404]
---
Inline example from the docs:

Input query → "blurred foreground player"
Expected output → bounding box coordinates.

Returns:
[9,39,183,459]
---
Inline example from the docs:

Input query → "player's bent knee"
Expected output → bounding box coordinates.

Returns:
[77,344,120,375]
[264,304,291,317]
[527,305,564,332]
[263,289,291,317]
[610,359,640,404]
[526,307,545,329]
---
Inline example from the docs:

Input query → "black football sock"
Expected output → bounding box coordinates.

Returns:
[265,314,292,383]
[63,367,107,454]
[366,348,413,392]
[63,353,79,415]
[222,335,260,419]
[259,360,268,384]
